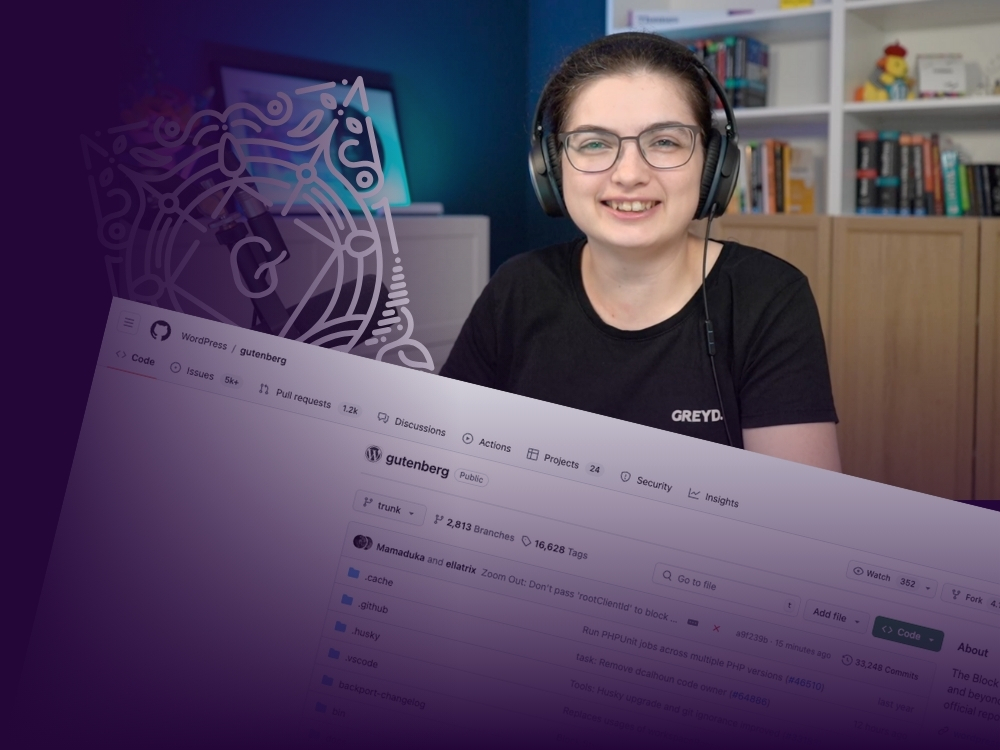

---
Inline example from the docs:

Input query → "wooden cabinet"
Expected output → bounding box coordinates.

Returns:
[714,215,997,500]
[977,220,1000,500]
[830,218,979,500]
[716,215,832,339]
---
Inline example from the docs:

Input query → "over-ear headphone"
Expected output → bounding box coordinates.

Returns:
[529,35,740,221]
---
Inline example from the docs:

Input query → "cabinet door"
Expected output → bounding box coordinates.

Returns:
[976,220,1000,501]
[830,218,979,499]
[714,215,832,339]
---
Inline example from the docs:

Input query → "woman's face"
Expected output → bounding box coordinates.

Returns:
[560,72,704,254]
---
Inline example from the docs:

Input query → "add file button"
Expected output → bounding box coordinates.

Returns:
[872,616,944,652]
[804,600,869,633]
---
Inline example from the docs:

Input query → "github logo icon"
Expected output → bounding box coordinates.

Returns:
[353,535,373,550]
[150,320,171,341]
[365,445,383,463]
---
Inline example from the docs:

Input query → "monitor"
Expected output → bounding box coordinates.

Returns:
[210,44,411,214]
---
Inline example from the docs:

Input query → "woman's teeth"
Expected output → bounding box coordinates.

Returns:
[607,200,655,212]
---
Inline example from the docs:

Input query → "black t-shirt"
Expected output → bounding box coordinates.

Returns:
[440,237,837,448]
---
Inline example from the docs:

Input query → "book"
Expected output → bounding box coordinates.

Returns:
[911,135,927,216]
[958,163,971,215]
[940,149,961,217]
[930,135,944,216]
[764,140,777,214]
[850,130,996,217]
[788,147,816,214]
[898,133,913,215]
[782,142,793,213]
[856,131,879,214]
[876,131,900,215]
[986,165,1000,217]
[774,140,786,213]
[977,164,991,217]
[627,10,752,30]
[751,144,763,213]
[921,135,935,214]
[689,35,769,109]
[968,165,982,217]
[744,37,769,107]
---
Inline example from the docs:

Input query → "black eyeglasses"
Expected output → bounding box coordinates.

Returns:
[560,125,699,172]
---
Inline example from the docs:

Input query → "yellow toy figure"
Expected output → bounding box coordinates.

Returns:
[855,42,916,101]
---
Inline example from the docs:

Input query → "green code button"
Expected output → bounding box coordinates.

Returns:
[872,616,944,652]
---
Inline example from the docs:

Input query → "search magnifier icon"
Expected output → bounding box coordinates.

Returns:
[662,570,672,581]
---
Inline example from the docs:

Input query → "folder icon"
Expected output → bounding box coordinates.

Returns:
[341,594,353,605]
[321,675,334,686]
[334,621,347,632]
[348,567,360,578]
[315,702,326,713]
[328,648,340,659]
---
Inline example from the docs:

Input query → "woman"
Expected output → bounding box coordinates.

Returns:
[441,33,840,471]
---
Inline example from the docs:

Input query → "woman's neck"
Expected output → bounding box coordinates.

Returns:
[580,231,722,331]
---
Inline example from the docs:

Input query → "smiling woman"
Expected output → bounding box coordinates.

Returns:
[441,33,840,472]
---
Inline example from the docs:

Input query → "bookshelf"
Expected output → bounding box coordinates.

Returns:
[606,0,1000,215]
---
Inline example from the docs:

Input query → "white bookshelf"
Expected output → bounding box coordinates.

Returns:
[606,0,1000,214]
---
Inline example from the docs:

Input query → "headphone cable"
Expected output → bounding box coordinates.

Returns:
[701,211,734,447]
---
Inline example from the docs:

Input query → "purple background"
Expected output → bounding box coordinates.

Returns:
[6,1,996,736]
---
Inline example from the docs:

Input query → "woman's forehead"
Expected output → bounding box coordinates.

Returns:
[564,72,695,131]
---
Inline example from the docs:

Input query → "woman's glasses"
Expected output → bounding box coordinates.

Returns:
[560,125,699,172]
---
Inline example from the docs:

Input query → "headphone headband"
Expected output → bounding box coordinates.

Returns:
[529,35,740,220]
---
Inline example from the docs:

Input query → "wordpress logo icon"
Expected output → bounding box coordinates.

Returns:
[365,445,383,463]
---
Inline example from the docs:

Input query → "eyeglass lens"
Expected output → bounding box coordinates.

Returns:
[563,126,696,172]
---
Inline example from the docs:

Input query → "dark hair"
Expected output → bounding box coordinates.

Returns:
[540,33,713,152]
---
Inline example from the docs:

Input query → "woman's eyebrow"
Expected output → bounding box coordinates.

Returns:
[566,120,694,133]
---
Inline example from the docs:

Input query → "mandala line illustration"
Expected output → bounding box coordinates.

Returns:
[83,76,434,370]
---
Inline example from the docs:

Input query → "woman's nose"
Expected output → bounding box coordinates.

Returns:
[611,139,649,184]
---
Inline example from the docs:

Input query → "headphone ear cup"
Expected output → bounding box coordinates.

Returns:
[544,133,561,193]
[697,130,723,220]
[529,133,566,218]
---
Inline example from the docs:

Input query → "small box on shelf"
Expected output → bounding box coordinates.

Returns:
[916,55,967,98]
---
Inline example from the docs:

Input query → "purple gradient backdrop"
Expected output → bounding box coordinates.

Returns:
[5,0,127,731]
[6,2,996,746]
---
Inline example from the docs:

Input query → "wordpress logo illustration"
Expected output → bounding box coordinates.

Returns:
[150,321,171,341]
[353,535,373,550]
[365,445,383,463]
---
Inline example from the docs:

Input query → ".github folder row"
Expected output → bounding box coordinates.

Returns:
[16,298,999,748]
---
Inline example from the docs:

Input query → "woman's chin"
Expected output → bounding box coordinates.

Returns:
[587,224,685,254]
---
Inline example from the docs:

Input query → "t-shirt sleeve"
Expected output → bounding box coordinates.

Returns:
[438,276,499,388]
[738,277,838,429]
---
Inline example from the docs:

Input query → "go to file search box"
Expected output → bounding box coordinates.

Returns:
[652,563,800,616]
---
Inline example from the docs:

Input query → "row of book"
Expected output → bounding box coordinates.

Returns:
[856,131,1000,216]
[687,36,769,109]
[728,140,817,215]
